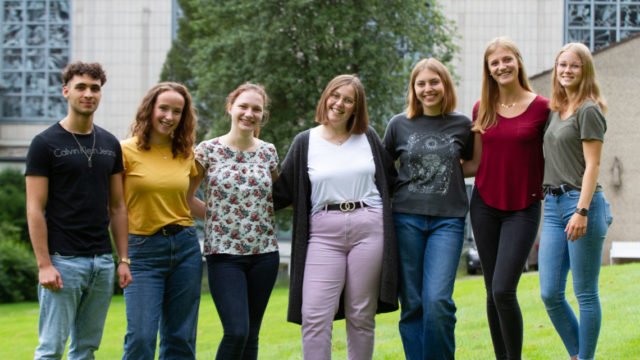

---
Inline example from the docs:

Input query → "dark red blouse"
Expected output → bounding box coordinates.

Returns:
[473,95,549,211]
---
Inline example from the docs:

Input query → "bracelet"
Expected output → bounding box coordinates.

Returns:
[119,257,131,265]
[575,207,589,216]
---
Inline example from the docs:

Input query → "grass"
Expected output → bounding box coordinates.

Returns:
[1,263,638,359]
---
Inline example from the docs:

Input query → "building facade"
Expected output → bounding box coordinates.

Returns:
[0,0,178,167]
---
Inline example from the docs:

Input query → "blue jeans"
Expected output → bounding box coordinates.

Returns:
[35,254,115,360]
[206,252,279,360]
[394,213,465,360]
[539,191,612,360]
[123,226,202,360]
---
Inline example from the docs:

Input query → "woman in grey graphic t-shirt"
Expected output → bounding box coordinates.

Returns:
[383,58,473,360]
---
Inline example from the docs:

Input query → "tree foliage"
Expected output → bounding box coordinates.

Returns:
[162,0,458,156]
[0,168,28,244]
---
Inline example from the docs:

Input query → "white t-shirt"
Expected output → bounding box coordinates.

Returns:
[308,127,382,214]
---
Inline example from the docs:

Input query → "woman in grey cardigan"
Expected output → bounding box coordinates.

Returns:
[273,74,398,360]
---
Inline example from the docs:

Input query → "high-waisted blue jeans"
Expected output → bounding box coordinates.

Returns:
[394,213,465,360]
[539,190,613,360]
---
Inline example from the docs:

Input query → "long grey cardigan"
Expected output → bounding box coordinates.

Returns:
[273,127,399,324]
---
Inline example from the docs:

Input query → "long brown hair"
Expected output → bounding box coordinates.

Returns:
[315,74,369,134]
[130,82,196,158]
[225,83,270,138]
[473,37,533,132]
[406,58,457,118]
[550,42,607,113]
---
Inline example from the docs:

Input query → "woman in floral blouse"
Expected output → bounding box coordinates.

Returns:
[190,83,279,360]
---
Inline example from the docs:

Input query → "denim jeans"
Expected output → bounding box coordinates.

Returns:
[35,254,115,360]
[539,190,613,360]
[206,251,279,360]
[122,226,202,360]
[394,213,465,360]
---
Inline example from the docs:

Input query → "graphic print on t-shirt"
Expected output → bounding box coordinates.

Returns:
[407,132,454,195]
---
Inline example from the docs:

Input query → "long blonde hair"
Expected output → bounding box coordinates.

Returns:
[549,42,607,113]
[473,37,533,132]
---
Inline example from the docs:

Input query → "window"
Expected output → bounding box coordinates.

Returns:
[566,0,640,51]
[1,0,70,123]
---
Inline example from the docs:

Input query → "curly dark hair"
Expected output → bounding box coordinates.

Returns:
[130,82,197,159]
[61,62,107,86]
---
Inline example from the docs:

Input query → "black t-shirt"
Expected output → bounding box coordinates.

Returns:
[25,123,124,256]
[383,112,474,217]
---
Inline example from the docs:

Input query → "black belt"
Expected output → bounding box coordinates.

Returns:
[544,184,578,196]
[326,201,369,212]
[158,224,185,236]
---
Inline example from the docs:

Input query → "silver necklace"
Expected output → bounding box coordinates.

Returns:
[69,128,96,168]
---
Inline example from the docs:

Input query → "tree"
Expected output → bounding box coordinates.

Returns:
[162,0,458,156]
[0,168,28,244]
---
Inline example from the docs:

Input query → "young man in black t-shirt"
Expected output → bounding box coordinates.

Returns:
[25,61,132,359]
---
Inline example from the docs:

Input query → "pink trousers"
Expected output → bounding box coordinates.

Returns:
[301,207,384,360]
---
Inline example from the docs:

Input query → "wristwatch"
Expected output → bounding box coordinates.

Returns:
[119,257,131,265]
[575,207,589,216]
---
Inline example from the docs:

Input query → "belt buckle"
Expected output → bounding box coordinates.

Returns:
[161,227,169,236]
[339,201,356,212]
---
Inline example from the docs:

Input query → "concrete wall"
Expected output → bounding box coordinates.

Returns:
[440,0,564,117]
[0,0,174,162]
[530,35,640,262]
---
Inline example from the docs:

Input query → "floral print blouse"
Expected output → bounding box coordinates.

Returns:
[195,138,279,255]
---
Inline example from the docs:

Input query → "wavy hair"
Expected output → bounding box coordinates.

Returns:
[406,58,457,118]
[225,83,270,138]
[62,61,107,86]
[473,37,533,132]
[315,74,369,134]
[550,42,607,113]
[130,82,196,158]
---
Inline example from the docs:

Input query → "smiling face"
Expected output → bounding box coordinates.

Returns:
[150,90,185,141]
[228,90,264,135]
[63,74,102,117]
[555,50,583,92]
[487,46,520,87]
[325,85,356,130]
[414,68,445,116]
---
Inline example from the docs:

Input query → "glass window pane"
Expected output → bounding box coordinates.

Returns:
[26,48,45,69]
[595,5,617,27]
[568,29,592,45]
[2,48,23,69]
[26,24,46,45]
[48,73,60,93]
[3,1,23,22]
[47,48,68,70]
[569,4,592,26]
[1,72,23,93]
[594,29,616,49]
[26,1,46,22]
[25,96,45,117]
[3,24,24,46]
[49,0,69,22]
[48,96,66,119]
[1,96,22,118]
[25,72,46,94]
[621,5,640,28]
[49,24,68,46]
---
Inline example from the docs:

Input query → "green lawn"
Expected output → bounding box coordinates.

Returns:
[1,263,638,359]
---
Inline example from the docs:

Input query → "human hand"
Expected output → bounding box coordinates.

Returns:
[118,263,132,288]
[565,213,588,241]
[39,265,63,291]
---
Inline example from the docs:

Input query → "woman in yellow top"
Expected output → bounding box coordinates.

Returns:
[120,82,202,360]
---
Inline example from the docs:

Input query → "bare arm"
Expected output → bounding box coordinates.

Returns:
[26,176,63,290]
[110,172,132,288]
[565,140,602,241]
[462,132,482,177]
[187,162,206,220]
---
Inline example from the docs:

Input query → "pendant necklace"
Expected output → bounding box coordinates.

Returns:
[69,128,96,168]
[499,102,517,109]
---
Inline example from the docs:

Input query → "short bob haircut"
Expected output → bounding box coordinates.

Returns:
[406,58,457,118]
[315,74,369,134]
[225,83,270,138]
[130,82,196,159]
[62,61,107,86]
[550,42,607,113]
[473,36,533,132]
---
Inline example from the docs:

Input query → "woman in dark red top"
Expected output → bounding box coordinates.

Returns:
[463,37,549,360]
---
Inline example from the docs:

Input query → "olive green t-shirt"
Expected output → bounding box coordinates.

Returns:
[543,100,606,190]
